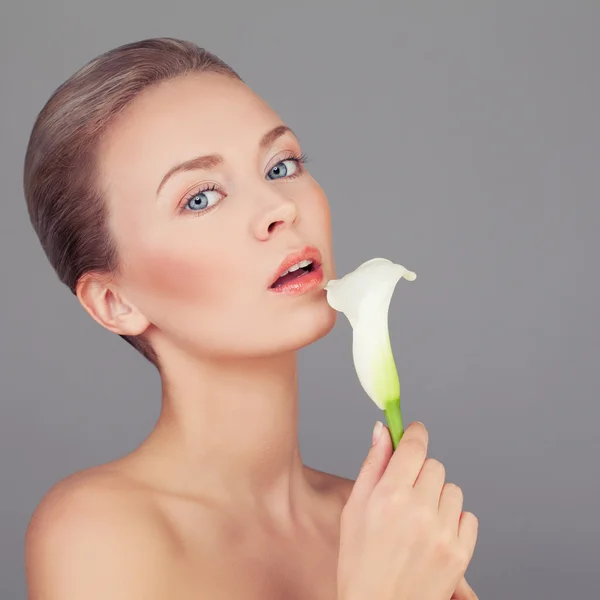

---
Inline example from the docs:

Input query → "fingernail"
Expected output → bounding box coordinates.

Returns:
[372,421,383,446]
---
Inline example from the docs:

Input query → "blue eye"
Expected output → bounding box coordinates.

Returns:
[267,159,299,180]
[183,185,222,213]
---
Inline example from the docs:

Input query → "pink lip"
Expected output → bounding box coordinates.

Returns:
[268,246,324,295]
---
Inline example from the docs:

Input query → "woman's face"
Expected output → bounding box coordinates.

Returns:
[97,72,336,360]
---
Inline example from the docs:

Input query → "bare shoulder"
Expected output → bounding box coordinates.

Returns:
[25,466,181,600]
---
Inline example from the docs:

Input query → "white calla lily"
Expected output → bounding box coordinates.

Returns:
[325,258,416,449]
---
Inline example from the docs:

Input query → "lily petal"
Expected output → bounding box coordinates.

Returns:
[325,258,416,410]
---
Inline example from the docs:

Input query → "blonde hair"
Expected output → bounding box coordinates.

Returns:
[23,38,242,368]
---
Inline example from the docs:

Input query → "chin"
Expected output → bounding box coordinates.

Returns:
[162,296,338,361]
[246,296,337,357]
[287,298,338,351]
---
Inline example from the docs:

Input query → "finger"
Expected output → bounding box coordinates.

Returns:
[451,575,478,599]
[457,511,479,559]
[438,482,464,532]
[349,422,393,506]
[413,457,446,507]
[378,421,429,491]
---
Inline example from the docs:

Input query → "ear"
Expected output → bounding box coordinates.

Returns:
[75,272,150,336]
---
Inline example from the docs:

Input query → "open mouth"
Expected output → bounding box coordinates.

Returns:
[269,259,319,288]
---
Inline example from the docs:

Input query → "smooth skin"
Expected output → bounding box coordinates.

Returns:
[25,73,477,599]
[339,421,479,600]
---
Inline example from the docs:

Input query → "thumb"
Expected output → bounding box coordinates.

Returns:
[349,421,393,506]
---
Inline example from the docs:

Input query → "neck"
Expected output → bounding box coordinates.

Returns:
[140,346,314,523]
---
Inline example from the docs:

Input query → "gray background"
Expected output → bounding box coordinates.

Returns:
[1,1,598,598]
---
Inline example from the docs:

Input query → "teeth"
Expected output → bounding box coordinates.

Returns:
[279,259,313,278]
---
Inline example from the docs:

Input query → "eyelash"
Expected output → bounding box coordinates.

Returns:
[178,151,311,215]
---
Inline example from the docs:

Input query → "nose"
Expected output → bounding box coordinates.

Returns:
[251,190,299,241]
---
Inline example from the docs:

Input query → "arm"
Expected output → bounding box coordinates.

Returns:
[25,478,179,600]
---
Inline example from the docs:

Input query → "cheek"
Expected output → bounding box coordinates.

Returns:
[117,222,238,319]
[132,254,226,333]
[301,182,331,233]
[314,193,331,225]
[304,184,335,276]
[135,251,214,299]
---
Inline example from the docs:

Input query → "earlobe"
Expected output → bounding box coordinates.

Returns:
[75,273,149,336]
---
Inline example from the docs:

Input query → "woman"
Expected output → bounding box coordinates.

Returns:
[23,38,479,599]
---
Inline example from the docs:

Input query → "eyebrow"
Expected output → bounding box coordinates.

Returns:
[156,124,296,197]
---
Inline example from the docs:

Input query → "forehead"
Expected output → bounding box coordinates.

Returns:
[98,73,284,183]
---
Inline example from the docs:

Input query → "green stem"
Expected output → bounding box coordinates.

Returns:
[384,401,404,451]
